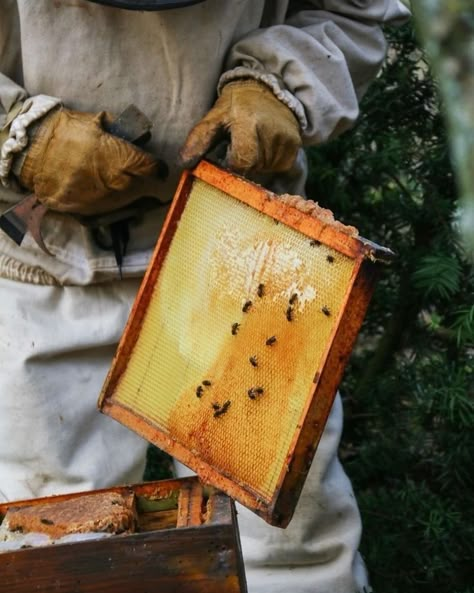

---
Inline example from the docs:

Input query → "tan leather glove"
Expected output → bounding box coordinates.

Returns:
[180,80,302,174]
[17,108,160,216]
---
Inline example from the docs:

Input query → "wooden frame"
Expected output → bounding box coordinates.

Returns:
[98,161,393,527]
[0,477,247,593]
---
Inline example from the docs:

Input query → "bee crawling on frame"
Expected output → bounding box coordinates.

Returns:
[242,300,253,313]
[322,306,331,317]
[202,380,212,387]
[265,335,277,346]
[257,283,265,298]
[309,239,321,247]
[196,385,204,398]
[211,402,221,411]
[214,400,231,417]
[289,293,298,305]
[326,255,335,263]
[231,322,240,335]
[249,356,258,367]
[286,306,294,322]
[248,387,264,400]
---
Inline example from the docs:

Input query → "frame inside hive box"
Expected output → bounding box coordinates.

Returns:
[99,160,393,527]
[0,477,246,593]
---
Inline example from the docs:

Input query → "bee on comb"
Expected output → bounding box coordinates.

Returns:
[289,293,298,305]
[242,300,252,313]
[248,387,264,400]
[214,400,231,417]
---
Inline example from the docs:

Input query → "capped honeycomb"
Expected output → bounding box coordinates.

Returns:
[111,179,356,500]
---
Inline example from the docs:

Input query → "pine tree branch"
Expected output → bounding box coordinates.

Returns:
[354,271,421,398]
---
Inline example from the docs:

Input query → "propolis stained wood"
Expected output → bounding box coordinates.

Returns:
[0,477,247,593]
[99,161,393,527]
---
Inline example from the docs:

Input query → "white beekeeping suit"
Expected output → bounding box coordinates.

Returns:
[0,1,409,591]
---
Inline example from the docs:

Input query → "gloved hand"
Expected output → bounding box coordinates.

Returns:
[179,79,302,174]
[17,108,160,216]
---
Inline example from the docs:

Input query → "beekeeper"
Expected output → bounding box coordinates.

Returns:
[0,1,409,591]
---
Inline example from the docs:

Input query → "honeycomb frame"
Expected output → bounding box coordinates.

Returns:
[99,161,393,527]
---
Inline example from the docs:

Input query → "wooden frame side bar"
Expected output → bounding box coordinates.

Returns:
[177,480,205,528]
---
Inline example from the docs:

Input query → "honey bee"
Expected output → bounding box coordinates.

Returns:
[326,255,335,263]
[211,402,221,411]
[249,356,258,367]
[214,400,231,417]
[231,322,240,335]
[242,300,253,313]
[202,380,212,386]
[309,239,321,247]
[257,283,265,298]
[196,385,204,398]
[322,306,331,317]
[289,293,298,305]
[286,306,294,322]
[248,387,264,400]
[265,335,277,346]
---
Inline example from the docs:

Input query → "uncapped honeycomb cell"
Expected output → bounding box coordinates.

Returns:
[113,179,356,500]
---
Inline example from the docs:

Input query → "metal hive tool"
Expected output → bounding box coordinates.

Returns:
[99,161,393,527]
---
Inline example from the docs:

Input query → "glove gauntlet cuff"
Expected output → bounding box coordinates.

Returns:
[218,66,307,133]
[0,95,61,189]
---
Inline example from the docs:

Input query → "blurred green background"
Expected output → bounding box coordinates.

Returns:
[306,21,473,593]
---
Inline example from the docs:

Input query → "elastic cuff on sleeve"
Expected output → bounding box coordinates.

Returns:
[218,66,308,132]
[0,94,61,188]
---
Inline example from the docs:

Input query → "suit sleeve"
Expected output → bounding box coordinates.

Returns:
[0,0,27,130]
[219,0,410,146]
[1,2,60,195]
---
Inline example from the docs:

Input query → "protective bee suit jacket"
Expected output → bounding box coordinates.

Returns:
[0,2,409,592]
[0,0,409,285]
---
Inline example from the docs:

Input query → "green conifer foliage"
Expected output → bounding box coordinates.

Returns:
[306,23,474,593]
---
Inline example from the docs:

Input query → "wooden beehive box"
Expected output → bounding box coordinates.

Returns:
[0,477,247,593]
[99,161,393,528]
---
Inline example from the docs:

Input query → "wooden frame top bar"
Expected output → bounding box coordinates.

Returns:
[192,161,395,263]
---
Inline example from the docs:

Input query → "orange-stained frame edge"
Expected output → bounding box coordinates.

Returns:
[193,161,395,263]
